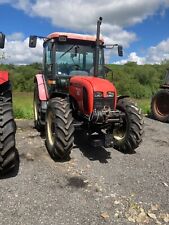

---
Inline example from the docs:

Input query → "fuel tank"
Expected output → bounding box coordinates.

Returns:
[69,76,117,116]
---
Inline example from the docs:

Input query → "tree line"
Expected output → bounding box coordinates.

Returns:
[107,61,169,98]
[0,61,169,99]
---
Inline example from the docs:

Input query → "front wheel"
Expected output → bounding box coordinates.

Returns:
[45,97,74,160]
[112,98,144,153]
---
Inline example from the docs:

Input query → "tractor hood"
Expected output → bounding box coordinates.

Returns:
[69,76,117,115]
[70,76,117,97]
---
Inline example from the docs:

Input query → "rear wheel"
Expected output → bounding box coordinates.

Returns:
[45,97,74,160]
[112,98,144,153]
[0,102,19,175]
[151,89,169,123]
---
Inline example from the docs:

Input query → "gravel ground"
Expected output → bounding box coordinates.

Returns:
[0,117,169,225]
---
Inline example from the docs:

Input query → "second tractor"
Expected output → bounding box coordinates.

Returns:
[151,69,169,123]
[0,32,19,175]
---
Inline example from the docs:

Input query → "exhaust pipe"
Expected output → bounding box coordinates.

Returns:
[94,17,102,77]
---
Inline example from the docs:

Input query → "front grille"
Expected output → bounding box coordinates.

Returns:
[94,97,114,110]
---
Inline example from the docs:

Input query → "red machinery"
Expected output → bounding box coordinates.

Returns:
[0,33,19,175]
[29,18,144,160]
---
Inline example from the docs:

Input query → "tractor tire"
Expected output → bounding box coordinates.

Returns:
[0,102,18,175]
[151,89,169,123]
[0,81,12,103]
[33,84,44,132]
[45,97,74,160]
[112,98,144,153]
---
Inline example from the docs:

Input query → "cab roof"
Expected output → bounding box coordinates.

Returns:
[47,32,104,43]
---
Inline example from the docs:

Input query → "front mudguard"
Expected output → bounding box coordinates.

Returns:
[34,74,48,128]
[34,74,48,101]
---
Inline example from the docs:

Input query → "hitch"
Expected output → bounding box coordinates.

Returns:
[88,132,113,148]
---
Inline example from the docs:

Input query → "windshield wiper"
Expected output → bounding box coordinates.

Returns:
[59,44,75,59]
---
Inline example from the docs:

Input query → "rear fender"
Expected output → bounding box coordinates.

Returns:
[0,71,9,85]
[35,74,48,101]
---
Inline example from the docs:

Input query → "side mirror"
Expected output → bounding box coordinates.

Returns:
[29,35,37,48]
[118,45,123,57]
[0,32,5,49]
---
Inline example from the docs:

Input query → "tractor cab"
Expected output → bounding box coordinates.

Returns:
[30,32,107,96]
[29,31,122,96]
[30,32,110,95]
[30,33,105,78]
[46,33,105,78]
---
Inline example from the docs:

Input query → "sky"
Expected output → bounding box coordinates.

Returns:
[0,0,169,65]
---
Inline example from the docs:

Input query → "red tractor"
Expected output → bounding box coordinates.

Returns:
[29,18,144,160]
[151,69,169,122]
[0,32,19,175]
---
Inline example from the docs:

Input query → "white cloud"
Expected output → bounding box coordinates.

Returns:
[7,32,25,41]
[14,0,32,12]
[30,0,169,28]
[114,52,146,65]
[1,0,169,48]
[102,24,136,47]
[0,0,32,11]
[2,35,169,65]
[113,38,169,65]
[29,0,169,49]
[1,1,169,32]
[1,36,43,64]
[0,0,169,64]
[146,38,169,64]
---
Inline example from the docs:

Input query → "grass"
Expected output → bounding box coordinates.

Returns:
[12,92,151,119]
[135,98,151,115]
[13,92,33,119]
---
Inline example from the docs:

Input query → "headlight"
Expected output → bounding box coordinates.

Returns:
[107,91,115,97]
[94,91,103,97]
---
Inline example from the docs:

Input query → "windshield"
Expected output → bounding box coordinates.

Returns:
[55,43,105,77]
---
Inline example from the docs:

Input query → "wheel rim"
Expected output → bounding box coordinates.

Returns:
[33,88,39,122]
[47,111,55,147]
[154,93,169,116]
[113,118,127,141]
[33,98,38,121]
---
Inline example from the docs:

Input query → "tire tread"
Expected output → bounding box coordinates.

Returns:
[46,97,74,160]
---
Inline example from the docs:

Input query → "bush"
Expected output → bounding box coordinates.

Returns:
[0,61,168,100]
[107,62,168,99]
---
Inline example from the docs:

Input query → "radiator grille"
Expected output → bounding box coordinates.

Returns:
[94,97,114,110]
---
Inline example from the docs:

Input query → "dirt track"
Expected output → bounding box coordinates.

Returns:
[0,118,169,225]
